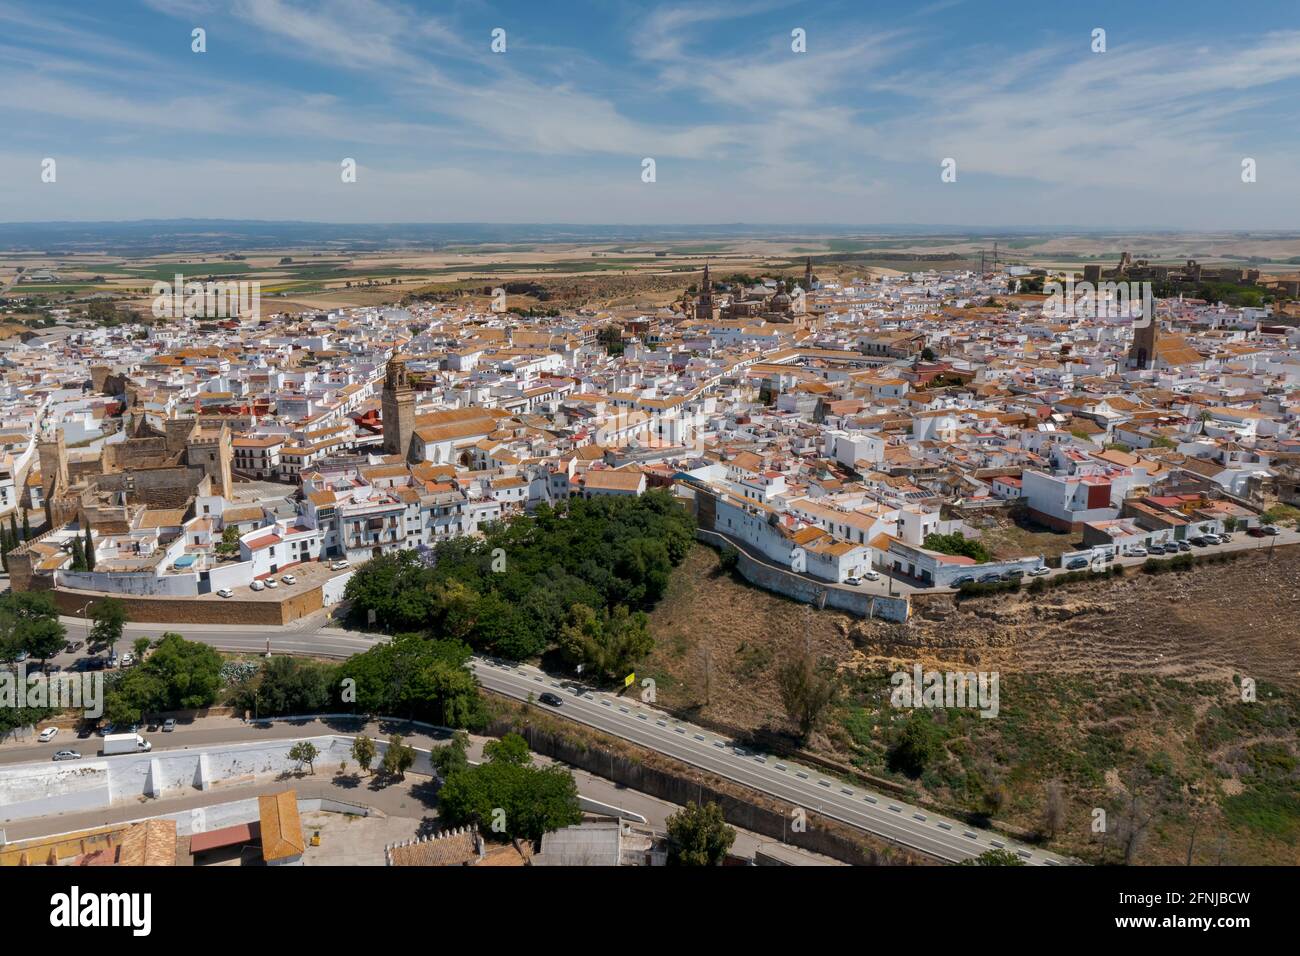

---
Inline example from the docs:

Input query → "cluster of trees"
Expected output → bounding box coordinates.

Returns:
[0,512,31,571]
[923,531,992,564]
[226,634,485,729]
[597,325,625,355]
[0,593,61,735]
[68,527,96,571]
[0,591,66,670]
[434,732,582,844]
[344,492,694,679]
[103,633,224,724]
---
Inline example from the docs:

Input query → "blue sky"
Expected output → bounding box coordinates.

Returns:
[3,0,1300,227]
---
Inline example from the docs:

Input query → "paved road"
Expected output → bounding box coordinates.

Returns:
[11,617,1063,864]
[1,715,843,864]
[469,657,1067,866]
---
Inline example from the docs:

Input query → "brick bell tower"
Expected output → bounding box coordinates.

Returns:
[381,354,416,460]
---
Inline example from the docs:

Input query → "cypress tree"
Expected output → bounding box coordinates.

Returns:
[85,526,96,571]
[21,510,30,540]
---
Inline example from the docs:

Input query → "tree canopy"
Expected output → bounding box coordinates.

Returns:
[343,490,694,677]
[666,801,736,866]
[435,732,581,844]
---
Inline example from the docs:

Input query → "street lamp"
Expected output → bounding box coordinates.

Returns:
[79,600,93,648]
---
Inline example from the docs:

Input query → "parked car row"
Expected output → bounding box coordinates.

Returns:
[843,570,881,586]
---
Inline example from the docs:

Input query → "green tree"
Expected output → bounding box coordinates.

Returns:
[69,535,86,571]
[216,524,241,557]
[381,733,416,779]
[436,740,581,844]
[255,656,333,716]
[88,598,128,654]
[133,637,151,660]
[557,603,653,681]
[84,527,96,571]
[288,740,319,774]
[483,731,531,766]
[21,511,30,541]
[666,801,736,866]
[131,632,222,710]
[351,735,376,776]
[777,648,838,742]
[17,616,66,670]
[887,712,945,778]
[432,730,471,779]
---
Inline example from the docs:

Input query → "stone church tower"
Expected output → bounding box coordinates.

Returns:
[695,262,715,320]
[1127,294,1158,369]
[381,355,416,460]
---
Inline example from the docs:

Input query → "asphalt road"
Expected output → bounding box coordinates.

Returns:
[9,616,1065,864]
[469,657,1068,866]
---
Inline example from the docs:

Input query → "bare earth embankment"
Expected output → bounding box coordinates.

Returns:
[645,544,1300,864]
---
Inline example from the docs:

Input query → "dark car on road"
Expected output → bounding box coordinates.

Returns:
[951,575,974,586]
[538,692,564,707]
[1067,557,1090,570]
[1190,536,1209,547]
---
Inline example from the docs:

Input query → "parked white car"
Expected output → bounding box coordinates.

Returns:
[217,588,234,598]
[862,569,881,581]
[265,579,279,589]
[1028,566,1051,576]
[38,727,59,742]
[250,580,266,592]
[281,574,296,585]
